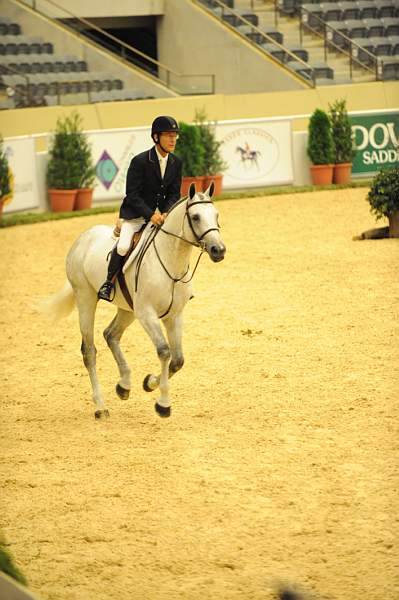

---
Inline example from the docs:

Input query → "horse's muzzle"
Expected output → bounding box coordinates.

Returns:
[208,243,226,262]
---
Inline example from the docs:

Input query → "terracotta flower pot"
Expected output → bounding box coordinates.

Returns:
[202,174,223,197]
[388,211,399,238]
[310,164,334,186]
[48,189,77,212]
[180,176,198,196]
[75,188,94,210]
[333,163,352,184]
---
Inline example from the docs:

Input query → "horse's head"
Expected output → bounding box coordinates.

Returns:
[186,182,226,263]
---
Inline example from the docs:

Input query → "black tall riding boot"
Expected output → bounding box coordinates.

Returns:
[97,247,125,301]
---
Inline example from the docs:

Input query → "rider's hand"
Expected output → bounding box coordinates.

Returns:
[150,213,164,226]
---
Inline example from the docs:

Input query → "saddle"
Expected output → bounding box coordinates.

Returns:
[111,219,150,310]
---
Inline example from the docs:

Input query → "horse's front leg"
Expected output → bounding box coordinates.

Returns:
[143,313,184,394]
[103,308,135,400]
[139,310,172,418]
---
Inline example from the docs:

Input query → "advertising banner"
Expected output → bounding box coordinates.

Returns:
[83,128,148,203]
[350,112,399,175]
[3,136,39,214]
[215,119,294,189]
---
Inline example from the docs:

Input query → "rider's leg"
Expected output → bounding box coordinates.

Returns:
[98,219,145,302]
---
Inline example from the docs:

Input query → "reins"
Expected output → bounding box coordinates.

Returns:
[132,195,219,317]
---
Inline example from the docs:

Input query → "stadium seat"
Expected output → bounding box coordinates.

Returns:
[346,19,368,38]
[260,42,286,62]
[389,35,399,54]
[358,2,379,19]
[288,60,314,80]
[339,1,360,20]
[285,45,309,62]
[368,35,393,55]
[380,57,399,79]
[313,61,334,78]
[351,37,376,64]
[375,0,396,18]
[320,3,342,22]
[364,18,385,36]
[382,17,399,36]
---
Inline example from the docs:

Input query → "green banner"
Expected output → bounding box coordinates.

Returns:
[350,112,399,175]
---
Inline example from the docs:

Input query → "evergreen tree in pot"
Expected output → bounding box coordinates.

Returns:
[72,113,96,210]
[46,113,82,212]
[367,166,399,238]
[307,108,335,185]
[0,136,12,218]
[174,121,205,196]
[195,108,227,196]
[329,99,356,184]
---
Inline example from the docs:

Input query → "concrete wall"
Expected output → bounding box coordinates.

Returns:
[2,0,175,98]
[156,0,307,94]
[1,81,397,141]
[20,0,164,18]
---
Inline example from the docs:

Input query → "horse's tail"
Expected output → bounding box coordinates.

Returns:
[37,280,76,323]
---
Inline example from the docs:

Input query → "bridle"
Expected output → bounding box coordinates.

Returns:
[133,195,220,317]
[159,197,220,249]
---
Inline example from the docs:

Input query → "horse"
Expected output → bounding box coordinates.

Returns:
[39,182,226,419]
[236,145,261,169]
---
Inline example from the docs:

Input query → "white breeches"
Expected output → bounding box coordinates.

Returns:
[117,218,146,256]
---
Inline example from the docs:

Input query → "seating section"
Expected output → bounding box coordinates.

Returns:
[296,0,399,77]
[0,17,155,108]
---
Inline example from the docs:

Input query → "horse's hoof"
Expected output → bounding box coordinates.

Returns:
[116,383,130,400]
[155,403,171,418]
[143,374,157,392]
[94,409,110,419]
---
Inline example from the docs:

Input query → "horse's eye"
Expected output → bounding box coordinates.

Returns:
[192,214,200,222]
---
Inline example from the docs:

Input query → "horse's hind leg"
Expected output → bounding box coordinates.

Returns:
[143,313,184,394]
[76,291,109,419]
[103,308,135,400]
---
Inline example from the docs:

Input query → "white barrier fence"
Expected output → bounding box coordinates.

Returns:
[3,109,397,214]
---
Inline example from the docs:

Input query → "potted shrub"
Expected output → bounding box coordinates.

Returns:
[329,99,356,184]
[46,113,82,212]
[195,108,227,196]
[72,113,96,210]
[0,136,12,219]
[367,166,399,238]
[175,121,205,196]
[307,108,335,185]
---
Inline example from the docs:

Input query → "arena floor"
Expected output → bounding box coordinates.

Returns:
[1,188,398,600]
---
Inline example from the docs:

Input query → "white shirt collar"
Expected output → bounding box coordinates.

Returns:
[155,147,168,164]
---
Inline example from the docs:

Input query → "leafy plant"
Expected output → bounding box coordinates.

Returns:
[174,121,205,177]
[329,99,356,164]
[367,166,399,220]
[194,108,227,175]
[46,112,96,189]
[307,108,335,165]
[0,136,11,200]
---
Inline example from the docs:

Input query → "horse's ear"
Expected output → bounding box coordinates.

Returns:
[205,181,215,198]
[189,182,196,199]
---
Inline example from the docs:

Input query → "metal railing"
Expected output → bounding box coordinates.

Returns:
[196,0,316,86]
[14,0,216,94]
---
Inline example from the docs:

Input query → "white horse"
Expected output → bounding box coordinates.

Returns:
[40,183,226,419]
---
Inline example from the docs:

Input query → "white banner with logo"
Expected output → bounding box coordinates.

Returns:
[85,127,149,203]
[3,136,40,214]
[215,118,294,189]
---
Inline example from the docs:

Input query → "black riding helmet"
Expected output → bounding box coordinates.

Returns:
[151,116,179,142]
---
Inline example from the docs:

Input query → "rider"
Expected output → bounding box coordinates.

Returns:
[98,115,182,302]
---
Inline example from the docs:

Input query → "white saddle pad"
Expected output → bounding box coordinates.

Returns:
[122,222,154,274]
